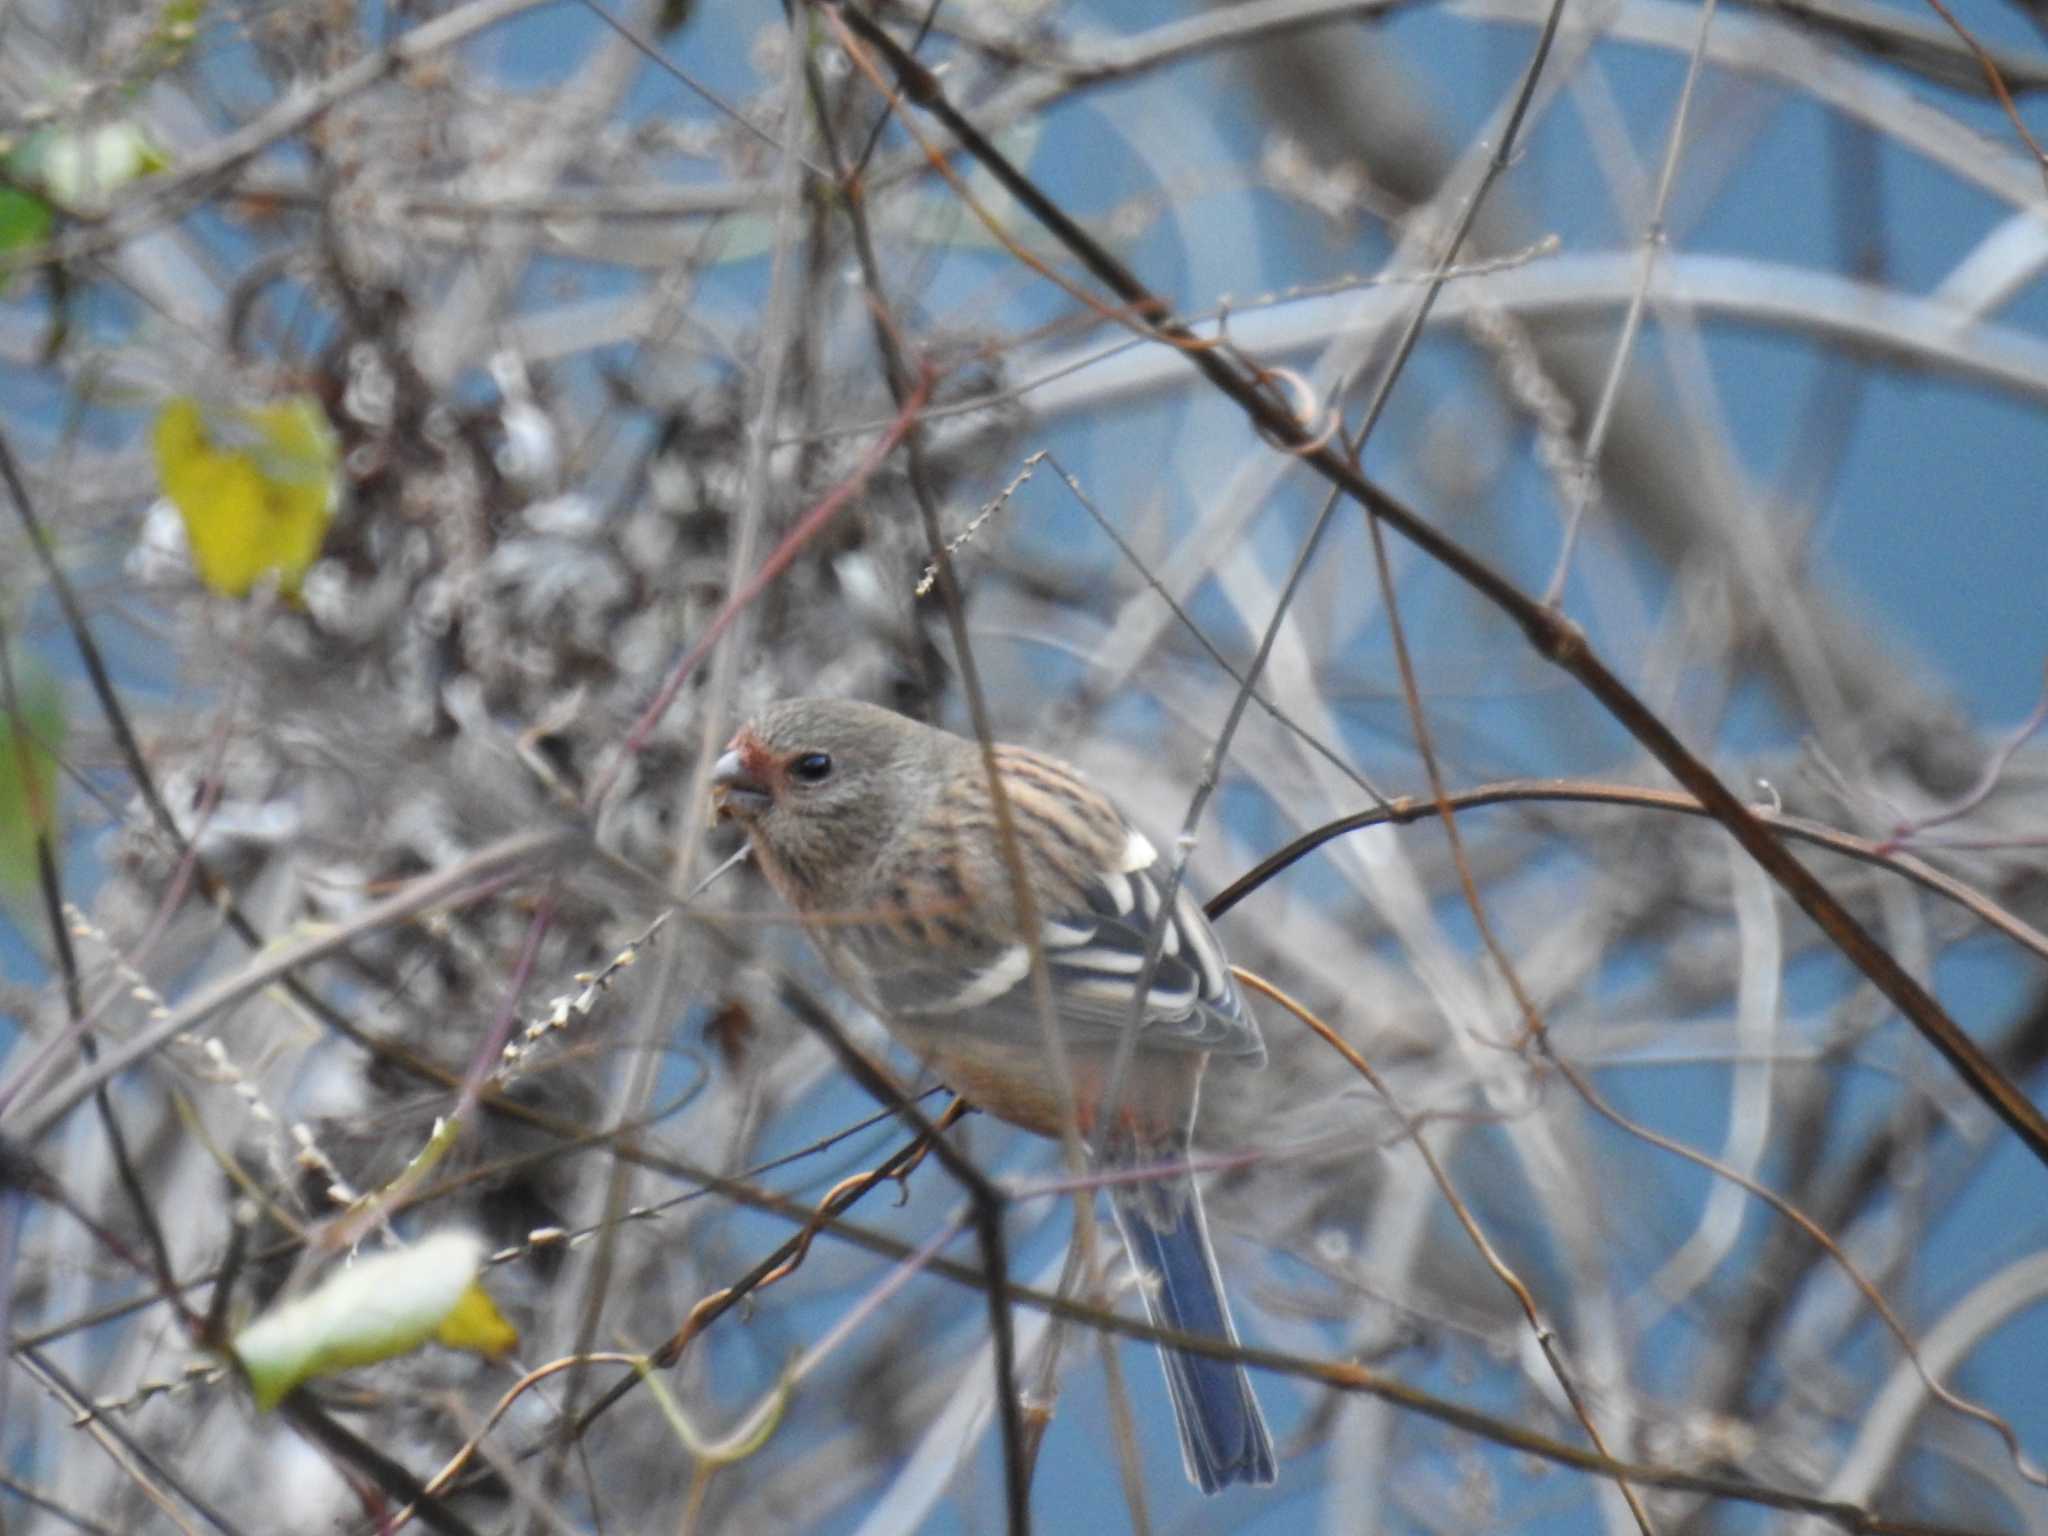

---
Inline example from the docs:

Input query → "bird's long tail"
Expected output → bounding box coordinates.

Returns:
[1110,1171,1276,1493]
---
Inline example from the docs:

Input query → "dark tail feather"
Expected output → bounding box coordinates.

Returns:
[1110,1175,1276,1494]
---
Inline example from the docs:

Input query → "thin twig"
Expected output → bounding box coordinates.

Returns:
[1203,776,2048,967]
[1545,0,1721,604]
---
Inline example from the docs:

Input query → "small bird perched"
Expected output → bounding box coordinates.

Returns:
[712,697,1276,1494]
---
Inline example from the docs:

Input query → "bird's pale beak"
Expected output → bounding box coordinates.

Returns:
[711,747,772,818]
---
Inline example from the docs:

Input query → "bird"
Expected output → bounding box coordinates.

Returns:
[711,696,1276,1494]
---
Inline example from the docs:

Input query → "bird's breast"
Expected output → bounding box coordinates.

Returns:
[890,1019,1203,1145]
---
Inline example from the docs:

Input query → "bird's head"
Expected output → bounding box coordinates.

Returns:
[713,697,947,906]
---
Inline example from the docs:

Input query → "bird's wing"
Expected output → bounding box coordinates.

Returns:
[868,847,1266,1062]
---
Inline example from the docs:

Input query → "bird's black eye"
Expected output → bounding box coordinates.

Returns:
[790,751,834,784]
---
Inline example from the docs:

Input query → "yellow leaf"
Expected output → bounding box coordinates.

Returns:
[154,394,338,599]
[434,1281,520,1359]
[0,666,63,900]
[8,121,169,217]
[231,1232,510,1411]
